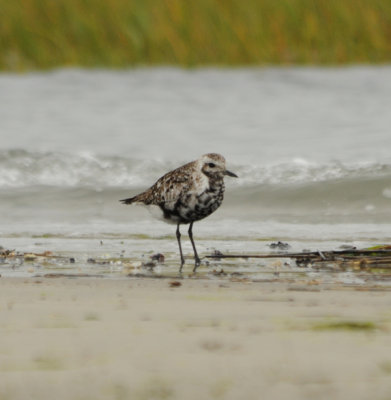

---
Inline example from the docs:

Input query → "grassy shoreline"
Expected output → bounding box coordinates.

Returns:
[2,0,391,71]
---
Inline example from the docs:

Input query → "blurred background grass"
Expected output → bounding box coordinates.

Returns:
[1,0,391,71]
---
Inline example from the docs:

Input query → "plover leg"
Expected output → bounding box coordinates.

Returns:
[188,222,201,271]
[176,223,185,272]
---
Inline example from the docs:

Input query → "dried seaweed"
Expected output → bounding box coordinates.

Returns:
[206,247,391,270]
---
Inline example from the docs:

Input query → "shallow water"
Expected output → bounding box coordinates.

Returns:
[1,67,391,282]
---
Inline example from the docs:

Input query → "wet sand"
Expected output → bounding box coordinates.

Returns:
[1,276,391,400]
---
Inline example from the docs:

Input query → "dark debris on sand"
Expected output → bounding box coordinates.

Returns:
[207,246,391,271]
[2,245,391,283]
[269,241,291,250]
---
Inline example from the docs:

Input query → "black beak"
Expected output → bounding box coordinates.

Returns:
[224,169,238,178]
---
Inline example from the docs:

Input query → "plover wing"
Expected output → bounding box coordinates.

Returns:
[120,161,198,207]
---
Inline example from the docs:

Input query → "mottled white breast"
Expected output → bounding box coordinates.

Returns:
[193,171,210,194]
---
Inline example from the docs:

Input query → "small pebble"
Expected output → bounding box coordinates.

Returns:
[269,241,290,250]
[151,253,165,263]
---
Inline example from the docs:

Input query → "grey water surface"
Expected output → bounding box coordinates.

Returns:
[1,67,391,280]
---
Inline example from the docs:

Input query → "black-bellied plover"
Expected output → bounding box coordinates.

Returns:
[120,153,237,272]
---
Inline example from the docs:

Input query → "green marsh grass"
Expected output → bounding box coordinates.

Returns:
[1,0,391,71]
[312,320,377,332]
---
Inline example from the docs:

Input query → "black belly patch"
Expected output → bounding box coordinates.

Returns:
[159,185,224,224]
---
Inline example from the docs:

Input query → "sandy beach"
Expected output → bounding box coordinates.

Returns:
[1,276,391,400]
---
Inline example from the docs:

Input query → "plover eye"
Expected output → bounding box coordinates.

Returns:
[208,163,216,168]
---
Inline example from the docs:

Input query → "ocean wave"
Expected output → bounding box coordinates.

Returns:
[1,149,391,190]
[0,149,168,188]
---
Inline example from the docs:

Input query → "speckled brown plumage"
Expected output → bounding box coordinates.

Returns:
[120,153,237,272]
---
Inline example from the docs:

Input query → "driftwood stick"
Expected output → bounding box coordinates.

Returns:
[206,253,307,259]
[206,249,391,260]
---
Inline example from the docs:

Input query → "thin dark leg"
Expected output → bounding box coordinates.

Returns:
[188,222,201,272]
[176,223,185,272]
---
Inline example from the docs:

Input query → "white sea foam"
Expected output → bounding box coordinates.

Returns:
[1,149,390,189]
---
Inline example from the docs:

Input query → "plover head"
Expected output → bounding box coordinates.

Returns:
[200,153,238,179]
